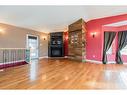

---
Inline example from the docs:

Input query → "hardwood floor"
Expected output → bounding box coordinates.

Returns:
[0,58,127,89]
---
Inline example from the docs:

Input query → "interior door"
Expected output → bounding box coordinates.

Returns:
[27,35,39,59]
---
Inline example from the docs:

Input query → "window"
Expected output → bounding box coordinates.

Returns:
[107,39,115,54]
[107,45,113,54]
[121,45,127,55]
[107,39,116,54]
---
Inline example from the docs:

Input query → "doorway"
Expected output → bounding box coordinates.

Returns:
[26,34,39,59]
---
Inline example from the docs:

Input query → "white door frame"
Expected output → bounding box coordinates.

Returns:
[26,34,39,59]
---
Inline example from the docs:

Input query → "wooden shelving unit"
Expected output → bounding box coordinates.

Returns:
[68,18,86,62]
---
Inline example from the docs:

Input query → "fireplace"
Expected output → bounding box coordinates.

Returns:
[48,32,64,57]
[51,47,62,57]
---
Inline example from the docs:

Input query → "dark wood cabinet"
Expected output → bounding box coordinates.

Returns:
[68,18,86,62]
[48,32,64,57]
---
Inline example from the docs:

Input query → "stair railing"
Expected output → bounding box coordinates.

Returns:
[0,48,30,69]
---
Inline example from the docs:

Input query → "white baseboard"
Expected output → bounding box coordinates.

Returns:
[39,57,127,64]
[86,59,116,64]
[0,69,4,72]
[86,59,127,64]
[64,56,68,58]
[107,61,127,64]
[107,61,116,64]
[39,56,48,59]
[86,59,102,64]
[39,56,69,59]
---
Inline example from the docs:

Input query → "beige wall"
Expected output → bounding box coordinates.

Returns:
[0,23,48,57]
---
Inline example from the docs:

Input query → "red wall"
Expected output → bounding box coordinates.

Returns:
[64,32,68,56]
[86,14,127,62]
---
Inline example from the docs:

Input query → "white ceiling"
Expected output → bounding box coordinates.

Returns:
[0,6,127,33]
[104,20,127,27]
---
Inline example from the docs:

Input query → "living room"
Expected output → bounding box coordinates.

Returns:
[0,5,127,92]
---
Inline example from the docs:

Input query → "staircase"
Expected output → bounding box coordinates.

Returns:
[0,48,30,69]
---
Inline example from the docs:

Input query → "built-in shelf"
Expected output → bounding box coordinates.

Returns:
[68,18,86,62]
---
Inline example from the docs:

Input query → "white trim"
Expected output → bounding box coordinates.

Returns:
[39,56,48,59]
[86,59,102,64]
[0,60,25,65]
[48,56,69,59]
[86,59,127,64]
[0,69,4,72]
[26,34,39,49]
[104,20,127,27]
[107,61,116,64]
[39,56,69,59]
[86,59,116,64]
[64,56,68,58]
[107,61,127,64]
[39,57,127,64]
